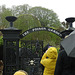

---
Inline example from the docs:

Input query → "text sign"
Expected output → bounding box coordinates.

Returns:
[20,27,62,38]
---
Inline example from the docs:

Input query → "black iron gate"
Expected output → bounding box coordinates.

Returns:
[19,40,43,75]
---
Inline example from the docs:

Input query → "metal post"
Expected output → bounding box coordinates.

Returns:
[0,16,22,75]
[65,17,75,30]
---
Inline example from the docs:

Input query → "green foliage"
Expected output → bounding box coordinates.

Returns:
[0,36,3,46]
[0,5,12,28]
[21,30,61,48]
[11,4,31,16]
[28,7,61,28]
[57,47,60,53]
[14,14,41,33]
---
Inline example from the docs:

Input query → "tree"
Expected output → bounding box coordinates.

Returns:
[11,4,31,17]
[14,14,41,33]
[0,5,12,28]
[28,7,61,28]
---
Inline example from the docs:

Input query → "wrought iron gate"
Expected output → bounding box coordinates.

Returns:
[19,40,43,75]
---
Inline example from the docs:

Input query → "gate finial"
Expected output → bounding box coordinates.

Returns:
[5,16,17,30]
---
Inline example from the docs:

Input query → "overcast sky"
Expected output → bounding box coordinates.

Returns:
[0,0,75,23]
